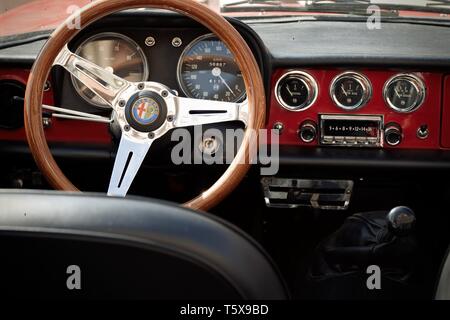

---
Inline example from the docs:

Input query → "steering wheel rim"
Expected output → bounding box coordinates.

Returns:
[24,0,266,212]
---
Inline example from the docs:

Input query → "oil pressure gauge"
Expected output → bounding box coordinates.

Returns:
[384,74,425,113]
[275,71,318,111]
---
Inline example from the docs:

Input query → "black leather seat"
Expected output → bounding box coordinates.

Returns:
[436,246,450,300]
[0,190,288,299]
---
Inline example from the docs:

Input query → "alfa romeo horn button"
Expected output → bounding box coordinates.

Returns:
[125,92,167,132]
[131,97,160,125]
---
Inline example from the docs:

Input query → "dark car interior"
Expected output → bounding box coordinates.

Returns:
[0,0,450,300]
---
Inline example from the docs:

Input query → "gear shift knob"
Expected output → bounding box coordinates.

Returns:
[387,206,416,236]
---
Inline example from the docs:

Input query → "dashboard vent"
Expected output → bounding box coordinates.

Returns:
[261,178,354,210]
[0,80,25,129]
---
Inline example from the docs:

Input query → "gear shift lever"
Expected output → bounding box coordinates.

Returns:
[387,206,416,236]
[307,206,418,299]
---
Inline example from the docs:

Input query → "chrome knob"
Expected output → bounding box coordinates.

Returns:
[387,206,416,236]
[385,123,402,146]
[299,121,317,143]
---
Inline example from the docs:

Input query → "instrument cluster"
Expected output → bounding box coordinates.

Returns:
[269,69,443,150]
[61,30,446,151]
[275,70,426,114]
[70,32,246,108]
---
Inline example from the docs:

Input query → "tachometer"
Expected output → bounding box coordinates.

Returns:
[72,32,149,108]
[177,34,245,103]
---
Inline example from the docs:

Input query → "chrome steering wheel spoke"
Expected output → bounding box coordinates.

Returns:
[107,134,153,197]
[173,96,248,128]
[43,70,249,198]
[42,104,113,123]
[105,90,249,198]
[53,45,132,108]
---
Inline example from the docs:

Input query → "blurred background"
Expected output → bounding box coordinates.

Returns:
[0,0,225,14]
[1,0,29,13]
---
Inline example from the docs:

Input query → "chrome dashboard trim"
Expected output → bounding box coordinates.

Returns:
[261,177,354,210]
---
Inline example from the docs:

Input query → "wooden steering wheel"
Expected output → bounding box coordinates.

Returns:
[24,0,266,211]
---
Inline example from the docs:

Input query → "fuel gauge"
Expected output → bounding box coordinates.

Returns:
[275,71,318,111]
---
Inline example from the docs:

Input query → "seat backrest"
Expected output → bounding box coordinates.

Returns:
[0,190,288,299]
[436,246,450,300]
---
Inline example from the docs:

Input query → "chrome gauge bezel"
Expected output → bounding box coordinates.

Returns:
[176,33,246,103]
[383,73,426,113]
[330,71,372,111]
[71,32,149,109]
[274,70,318,112]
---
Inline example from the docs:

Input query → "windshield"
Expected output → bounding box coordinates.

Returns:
[220,0,450,17]
[0,0,449,41]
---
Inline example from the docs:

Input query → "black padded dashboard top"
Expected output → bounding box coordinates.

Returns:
[250,20,450,68]
[0,40,47,65]
[1,14,450,69]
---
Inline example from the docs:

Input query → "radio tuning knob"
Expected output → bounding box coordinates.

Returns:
[384,123,403,146]
[299,121,317,143]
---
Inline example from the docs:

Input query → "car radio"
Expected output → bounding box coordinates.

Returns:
[319,114,384,147]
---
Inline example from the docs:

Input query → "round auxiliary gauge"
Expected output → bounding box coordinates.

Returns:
[275,71,318,111]
[72,32,149,108]
[384,74,425,113]
[330,72,372,110]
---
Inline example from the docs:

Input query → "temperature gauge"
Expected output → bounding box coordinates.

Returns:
[330,72,372,110]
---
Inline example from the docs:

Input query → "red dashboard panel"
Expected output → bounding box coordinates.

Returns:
[442,76,450,149]
[0,68,111,145]
[1,67,446,150]
[268,69,444,150]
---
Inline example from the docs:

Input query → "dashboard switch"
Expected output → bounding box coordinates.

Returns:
[299,121,317,143]
[273,122,284,135]
[384,123,403,146]
[417,125,429,139]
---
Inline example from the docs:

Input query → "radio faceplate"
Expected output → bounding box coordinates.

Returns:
[319,114,383,147]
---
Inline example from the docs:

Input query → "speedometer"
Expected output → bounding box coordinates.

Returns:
[177,34,246,103]
[72,32,149,108]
